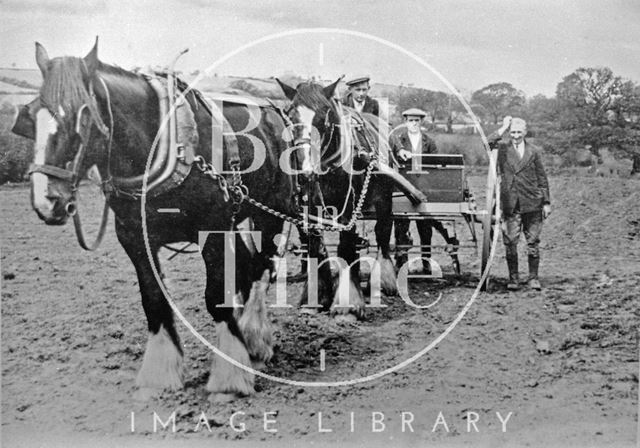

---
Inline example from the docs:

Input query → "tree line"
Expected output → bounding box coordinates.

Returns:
[1,66,639,184]
[385,66,640,167]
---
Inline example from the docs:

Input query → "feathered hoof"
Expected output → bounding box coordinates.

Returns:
[206,364,254,397]
[330,278,366,320]
[238,272,273,365]
[299,279,333,311]
[374,254,398,296]
[136,326,184,392]
[206,322,255,397]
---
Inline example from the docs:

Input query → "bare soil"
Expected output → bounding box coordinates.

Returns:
[1,174,638,447]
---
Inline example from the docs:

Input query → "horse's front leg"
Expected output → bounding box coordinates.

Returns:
[116,222,184,400]
[202,232,270,402]
[300,229,335,313]
[237,216,279,367]
[333,228,366,320]
[372,182,398,296]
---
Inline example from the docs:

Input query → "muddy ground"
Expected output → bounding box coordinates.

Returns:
[1,174,638,447]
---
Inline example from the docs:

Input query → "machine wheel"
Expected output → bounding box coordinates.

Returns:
[480,157,499,291]
[480,208,494,291]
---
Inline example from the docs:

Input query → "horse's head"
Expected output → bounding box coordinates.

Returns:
[15,39,109,225]
[276,77,343,176]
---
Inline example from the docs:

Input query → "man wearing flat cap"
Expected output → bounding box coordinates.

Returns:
[489,116,551,291]
[390,108,456,273]
[342,76,379,117]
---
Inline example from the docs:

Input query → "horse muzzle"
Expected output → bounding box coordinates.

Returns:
[34,205,69,226]
[31,176,73,225]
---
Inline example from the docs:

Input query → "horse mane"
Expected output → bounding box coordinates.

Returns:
[40,57,94,115]
[40,56,154,134]
[292,81,333,111]
[39,57,110,130]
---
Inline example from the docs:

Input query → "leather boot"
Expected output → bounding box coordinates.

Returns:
[506,249,520,290]
[527,255,541,290]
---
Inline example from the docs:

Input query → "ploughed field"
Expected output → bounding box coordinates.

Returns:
[1,174,638,447]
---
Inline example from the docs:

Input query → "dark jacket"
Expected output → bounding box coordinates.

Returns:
[488,132,551,216]
[389,126,437,171]
[342,94,379,117]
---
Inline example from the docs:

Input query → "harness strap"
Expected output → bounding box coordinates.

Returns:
[29,163,77,183]
[72,200,110,251]
[196,94,241,173]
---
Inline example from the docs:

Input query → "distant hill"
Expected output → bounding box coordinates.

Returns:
[0,67,452,124]
[0,69,39,106]
[0,68,41,89]
[0,80,36,94]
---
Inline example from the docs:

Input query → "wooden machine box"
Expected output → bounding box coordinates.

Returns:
[401,154,465,202]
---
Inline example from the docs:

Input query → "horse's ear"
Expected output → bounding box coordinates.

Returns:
[84,36,99,76]
[35,42,49,76]
[276,78,297,101]
[323,75,344,99]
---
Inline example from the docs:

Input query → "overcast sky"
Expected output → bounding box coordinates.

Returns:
[1,0,638,96]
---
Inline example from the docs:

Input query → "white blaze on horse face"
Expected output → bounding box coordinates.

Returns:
[296,105,316,174]
[32,108,58,216]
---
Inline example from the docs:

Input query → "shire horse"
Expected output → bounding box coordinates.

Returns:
[13,39,299,401]
[276,79,408,319]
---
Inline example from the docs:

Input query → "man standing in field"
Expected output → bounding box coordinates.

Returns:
[489,116,551,291]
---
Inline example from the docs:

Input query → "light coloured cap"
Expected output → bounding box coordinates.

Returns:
[345,75,370,86]
[402,108,427,118]
[510,118,527,131]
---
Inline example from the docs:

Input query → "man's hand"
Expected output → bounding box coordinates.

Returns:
[498,115,512,136]
[543,204,551,219]
[397,149,412,162]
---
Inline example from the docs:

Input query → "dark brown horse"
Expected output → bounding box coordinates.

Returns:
[276,79,404,320]
[12,39,302,401]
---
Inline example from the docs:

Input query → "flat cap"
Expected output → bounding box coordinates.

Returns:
[402,108,427,118]
[510,117,527,131]
[345,75,370,86]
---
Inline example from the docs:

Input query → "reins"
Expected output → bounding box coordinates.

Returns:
[71,77,113,251]
[29,76,113,251]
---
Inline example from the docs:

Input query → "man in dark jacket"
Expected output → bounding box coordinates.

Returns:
[489,116,551,291]
[342,76,379,117]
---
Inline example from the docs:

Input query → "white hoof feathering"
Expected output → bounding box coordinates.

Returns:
[136,325,184,391]
[331,266,365,319]
[409,257,424,274]
[373,253,398,296]
[238,270,273,364]
[206,321,255,397]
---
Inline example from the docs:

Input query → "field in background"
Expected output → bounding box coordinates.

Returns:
[431,133,489,166]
